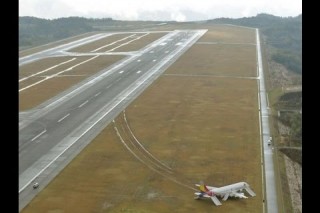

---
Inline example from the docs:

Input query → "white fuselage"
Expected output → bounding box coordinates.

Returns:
[207,182,247,196]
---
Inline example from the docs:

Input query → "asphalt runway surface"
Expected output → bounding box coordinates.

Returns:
[19,29,206,211]
[256,29,278,213]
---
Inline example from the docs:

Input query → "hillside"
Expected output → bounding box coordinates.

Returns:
[19,14,302,75]
[208,13,302,74]
[19,16,167,50]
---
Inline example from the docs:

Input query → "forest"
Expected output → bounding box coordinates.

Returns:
[209,13,302,74]
[19,13,302,75]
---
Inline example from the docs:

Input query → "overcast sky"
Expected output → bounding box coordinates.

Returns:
[19,0,302,21]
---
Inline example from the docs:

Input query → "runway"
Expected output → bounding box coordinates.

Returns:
[19,33,110,66]
[19,29,207,211]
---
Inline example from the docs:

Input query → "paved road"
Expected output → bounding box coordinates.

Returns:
[19,29,207,211]
[256,28,278,213]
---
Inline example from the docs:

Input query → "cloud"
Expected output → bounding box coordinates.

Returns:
[19,0,302,20]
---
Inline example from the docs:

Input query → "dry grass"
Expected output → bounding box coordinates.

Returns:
[19,32,99,57]
[19,56,91,80]
[19,55,124,111]
[69,33,167,53]
[198,25,256,44]
[167,44,256,77]
[21,25,263,213]
[113,33,167,52]
[68,33,136,52]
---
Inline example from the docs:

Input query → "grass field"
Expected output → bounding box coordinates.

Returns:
[19,32,99,57]
[21,24,263,213]
[19,55,124,111]
[69,32,167,53]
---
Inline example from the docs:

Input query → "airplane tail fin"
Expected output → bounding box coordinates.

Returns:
[199,184,209,193]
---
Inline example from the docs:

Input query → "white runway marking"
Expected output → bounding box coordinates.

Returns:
[58,113,70,123]
[137,59,141,62]
[78,100,88,108]
[153,59,157,62]
[19,58,76,82]
[119,71,124,74]
[137,70,142,74]
[31,130,46,142]
[94,92,101,97]
[105,33,149,52]
[19,30,206,195]
[90,34,136,52]
[19,55,99,92]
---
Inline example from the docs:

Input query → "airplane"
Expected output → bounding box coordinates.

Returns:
[194,181,256,206]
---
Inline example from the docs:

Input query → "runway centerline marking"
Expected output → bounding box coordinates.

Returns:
[137,70,142,74]
[119,70,124,74]
[58,113,70,123]
[31,130,46,142]
[78,100,89,108]
[94,92,101,97]
[19,30,208,195]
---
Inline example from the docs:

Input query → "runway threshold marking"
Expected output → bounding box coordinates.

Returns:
[31,130,46,142]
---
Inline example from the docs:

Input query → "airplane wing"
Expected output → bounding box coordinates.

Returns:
[222,193,229,201]
[210,196,222,206]
[235,193,248,199]
[245,187,256,197]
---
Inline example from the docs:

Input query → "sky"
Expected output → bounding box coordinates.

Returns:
[19,0,302,21]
